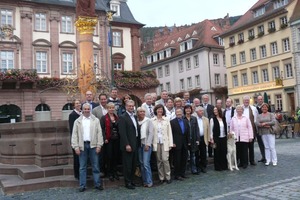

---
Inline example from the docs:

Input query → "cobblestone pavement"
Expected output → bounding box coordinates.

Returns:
[1,138,300,200]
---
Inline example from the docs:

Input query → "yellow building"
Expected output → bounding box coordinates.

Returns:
[221,0,299,114]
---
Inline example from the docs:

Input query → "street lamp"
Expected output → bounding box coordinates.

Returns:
[106,11,114,87]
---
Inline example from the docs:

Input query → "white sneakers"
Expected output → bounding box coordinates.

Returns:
[265,162,277,166]
[273,162,277,166]
[265,162,270,166]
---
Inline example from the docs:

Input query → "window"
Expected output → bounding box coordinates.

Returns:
[275,94,282,111]
[113,63,122,70]
[229,36,235,45]
[35,13,46,31]
[214,74,220,85]
[282,38,290,52]
[0,9,13,26]
[260,45,267,58]
[194,55,199,68]
[233,75,238,87]
[166,82,171,92]
[158,67,163,78]
[187,77,192,88]
[271,42,278,55]
[0,51,14,71]
[250,48,257,61]
[110,4,120,17]
[195,75,200,86]
[180,40,193,52]
[61,16,72,33]
[147,56,151,64]
[218,37,224,46]
[273,66,280,79]
[158,84,163,93]
[186,58,191,70]
[231,54,236,66]
[274,0,289,9]
[240,51,246,63]
[36,51,47,73]
[253,6,265,18]
[258,25,264,34]
[159,51,164,60]
[223,55,226,67]
[252,71,259,84]
[178,60,183,72]
[280,16,288,25]
[285,63,293,78]
[112,31,122,47]
[224,74,227,85]
[248,29,255,37]
[234,99,240,107]
[213,54,219,65]
[62,53,73,74]
[180,79,185,90]
[268,21,276,30]
[262,69,269,82]
[166,49,171,57]
[238,33,244,41]
[242,73,248,85]
[165,65,170,76]
[94,53,100,74]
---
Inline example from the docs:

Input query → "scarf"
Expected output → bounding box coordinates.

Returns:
[138,117,149,140]
[105,113,118,141]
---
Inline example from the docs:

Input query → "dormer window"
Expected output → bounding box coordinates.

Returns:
[253,6,265,18]
[166,48,171,57]
[110,3,120,17]
[273,0,288,9]
[180,39,193,53]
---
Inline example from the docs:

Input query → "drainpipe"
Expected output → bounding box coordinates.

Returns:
[207,47,213,104]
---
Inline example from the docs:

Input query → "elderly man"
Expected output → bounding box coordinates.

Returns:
[108,87,122,115]
[83,90,99,111]
[223,98,235,131]
[195,106,210,173]
[183,91,191,105]
[155,90,169,106]
[118,100,140,189]
[236,96,258,166]
[71,103,104,192]
[142,93,155,118]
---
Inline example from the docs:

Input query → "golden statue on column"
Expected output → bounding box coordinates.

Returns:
[75,0,98,97]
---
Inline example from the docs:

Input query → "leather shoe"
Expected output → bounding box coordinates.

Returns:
[258,159,266,163]
[182,175,189,178]
[201,168,207,173]
[125,184,135,189]
[95,185,104,191]
[192,172,200,175]
[250,162,257,166]
[79,187,85,192]
[175,176,184,181]
[159,180,164,184]
[243,165,248,169]
[166,179,172,184]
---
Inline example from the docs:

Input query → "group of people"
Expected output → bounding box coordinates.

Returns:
[69,88,278,192]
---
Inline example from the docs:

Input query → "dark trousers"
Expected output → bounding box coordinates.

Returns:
[122,150,137,185]
[72,148,80,179]
[208,145,213,157]
[236,141,248,167]
[248,139,255,163]
[257,135,265,160]
[173,146,188,177]
[214,137,227,171]
[105,139,120,176]
[196,136,207,170]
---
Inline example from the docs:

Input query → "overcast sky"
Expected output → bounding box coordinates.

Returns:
[127,0,259,27]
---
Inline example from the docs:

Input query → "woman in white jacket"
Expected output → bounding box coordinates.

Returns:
[152,104,173,184]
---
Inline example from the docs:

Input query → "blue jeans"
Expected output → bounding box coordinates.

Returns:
[79,142,101,188]
[138,144,153,185]
[189,151,197,173]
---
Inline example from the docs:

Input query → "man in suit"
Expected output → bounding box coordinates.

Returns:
[195,106,210,173]
[256,95,270,163]
[83,90,99,111]
[155,90,168,106]
[92,93,108,177]
[71,103,104,192]
[118,100,140,189]
[107,87,122,115]
[223,98,235,131]
[200,94,214,157]
[170,108,190,180]
[68,99,81,179]
[183,91,191,105]
[141,93,155,118]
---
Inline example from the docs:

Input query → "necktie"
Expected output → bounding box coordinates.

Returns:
[149,106,154,118]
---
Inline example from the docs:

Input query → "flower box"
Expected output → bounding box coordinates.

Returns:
[248,35,255,40]
[229,42,235,47]
[238,39,244,44]
[258,32,264,37]
[268,28,276,33]
[280,23,288,29]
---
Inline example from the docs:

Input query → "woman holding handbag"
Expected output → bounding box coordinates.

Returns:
[256,103,277,166]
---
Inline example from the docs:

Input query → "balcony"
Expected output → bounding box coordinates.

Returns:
[258,31,264,37]
[268,28,276,33]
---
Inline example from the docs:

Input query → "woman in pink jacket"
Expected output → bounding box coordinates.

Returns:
[230,105,253,169]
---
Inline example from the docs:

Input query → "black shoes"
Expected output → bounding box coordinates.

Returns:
[258,159,266,163]
[250,162,257,166]
[95,185,104,191]
[125,183,135,190]
[201,168,207,173]
[166,179,172,184]
[79,187,85,192]
[175,176,184,181]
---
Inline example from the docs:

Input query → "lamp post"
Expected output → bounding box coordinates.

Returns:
[106,11,114,87]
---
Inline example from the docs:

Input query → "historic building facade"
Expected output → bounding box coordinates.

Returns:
[141,18,232,104]
[221,0,299,114]
[0,0,143,122]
